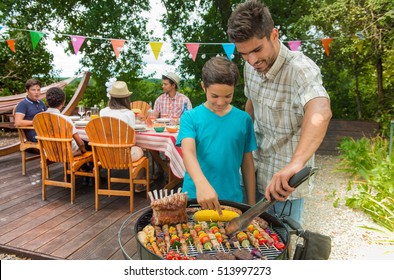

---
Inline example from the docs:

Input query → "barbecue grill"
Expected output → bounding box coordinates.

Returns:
[118,199,290,260]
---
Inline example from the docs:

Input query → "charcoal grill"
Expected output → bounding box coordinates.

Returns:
[118,199,290,260]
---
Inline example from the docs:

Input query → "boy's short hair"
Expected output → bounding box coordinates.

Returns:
[202,56,240,88]
[25,79,41,90]
[46,87,65,108]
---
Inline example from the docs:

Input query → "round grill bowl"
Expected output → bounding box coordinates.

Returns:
[118,199,290,260]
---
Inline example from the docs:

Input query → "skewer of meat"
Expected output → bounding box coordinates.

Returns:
[154,226,167,254]
[246,231,261,250]
[187,224,203,253]
[161,224,172,252]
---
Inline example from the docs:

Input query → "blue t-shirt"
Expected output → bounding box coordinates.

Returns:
[176,104,257,203]
[15,97,47,142]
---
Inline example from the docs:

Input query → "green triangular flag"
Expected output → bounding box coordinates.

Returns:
[30,31,45,49]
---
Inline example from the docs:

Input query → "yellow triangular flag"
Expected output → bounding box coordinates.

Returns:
[149,42,163,60]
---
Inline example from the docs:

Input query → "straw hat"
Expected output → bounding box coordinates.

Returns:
[163,72,180,86]
[109,81,132,98]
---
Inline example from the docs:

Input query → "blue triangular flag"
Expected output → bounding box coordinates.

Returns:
[222,43,235,61]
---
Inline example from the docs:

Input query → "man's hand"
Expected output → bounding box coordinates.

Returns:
[265,161,304,201]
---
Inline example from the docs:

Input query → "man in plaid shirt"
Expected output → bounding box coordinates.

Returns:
[153,72,192,118]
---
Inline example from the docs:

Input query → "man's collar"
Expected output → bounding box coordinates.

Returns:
[25,96,39,104]
[263,41,287,80]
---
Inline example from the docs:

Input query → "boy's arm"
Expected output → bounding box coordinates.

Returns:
[241,151,256,205]
[73,133,86,153]
[181,138,222,215]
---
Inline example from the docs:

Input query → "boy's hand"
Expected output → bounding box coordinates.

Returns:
[196,182,222,216]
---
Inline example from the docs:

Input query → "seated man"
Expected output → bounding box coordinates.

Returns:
[153,72,192,119]
[152,72,193,181]
[45,87,87,155]
[14,79,47,142]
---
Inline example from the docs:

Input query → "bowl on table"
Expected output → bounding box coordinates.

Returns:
[154,126,165,133]
[166,126,179,133]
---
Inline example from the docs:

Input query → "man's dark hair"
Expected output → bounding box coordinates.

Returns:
[227,0,274,43]
[25,79,41,90]
[202,56,239,88]
[46,87,65,108]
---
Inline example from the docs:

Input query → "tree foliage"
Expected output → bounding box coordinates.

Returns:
[0,0,153,105]
[159,0,394,123]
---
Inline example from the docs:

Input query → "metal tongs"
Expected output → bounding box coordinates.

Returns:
[225,166,318,234]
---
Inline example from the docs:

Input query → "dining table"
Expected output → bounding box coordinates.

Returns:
[76,125,185,190]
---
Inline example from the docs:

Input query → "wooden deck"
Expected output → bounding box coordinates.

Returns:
[0,151,168,260]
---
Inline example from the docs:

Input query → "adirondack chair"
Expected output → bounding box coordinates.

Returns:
[33,112,93,204]
[85,117,150,212]
[130,101,151,118]
[13,106,40,175]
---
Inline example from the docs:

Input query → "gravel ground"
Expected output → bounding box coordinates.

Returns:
[0,138,392,260]
[303,155,394,260]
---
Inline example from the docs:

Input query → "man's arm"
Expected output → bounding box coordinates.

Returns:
[181,137,222,214]
[265,97,332,201]
[241,152,256,205]
[245,99,254,121]
[14,113,33,127]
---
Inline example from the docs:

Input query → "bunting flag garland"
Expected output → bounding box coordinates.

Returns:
[222,43,235,61]
[288,40,302,51]
[2,26,343,61]
[111,39,126,58]
[321,38,333,56]
[149,42,163,60]
[30,31,45,50]
[70,35,86,55]
[7,39,16,52]
[185,43,200,62]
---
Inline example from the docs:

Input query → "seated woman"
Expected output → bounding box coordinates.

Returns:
[99,80,146,192]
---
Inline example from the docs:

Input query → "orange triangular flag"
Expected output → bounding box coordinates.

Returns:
[111,39,126,58]
[185,43,200,62]
[321,38,333,56]
[149,42,163,60]
[7,39,16,53]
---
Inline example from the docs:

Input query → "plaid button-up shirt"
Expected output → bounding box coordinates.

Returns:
[153,92,192,118]
[244,42,329,198]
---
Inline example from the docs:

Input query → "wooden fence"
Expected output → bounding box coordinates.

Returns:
[317,119,380,155]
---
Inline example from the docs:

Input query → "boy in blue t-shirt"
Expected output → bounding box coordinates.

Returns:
[176,57,257,213]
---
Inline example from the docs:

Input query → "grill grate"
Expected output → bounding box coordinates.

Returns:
[135,207,289,260]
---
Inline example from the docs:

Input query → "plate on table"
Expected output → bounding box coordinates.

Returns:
[74,120,89,127]
[70,116,81,121]
[156,118,171,123]
[134,124,147,131]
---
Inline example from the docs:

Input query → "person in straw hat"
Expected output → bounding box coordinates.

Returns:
[153,72,192,119]
[100,81,146,192]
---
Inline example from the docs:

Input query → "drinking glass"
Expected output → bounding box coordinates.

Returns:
[78,105,85,119]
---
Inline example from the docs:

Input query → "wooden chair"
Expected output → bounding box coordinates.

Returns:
[33,112,94,204]
[130,101,151,118]
[85,117,150,212]
[13,106,40,175]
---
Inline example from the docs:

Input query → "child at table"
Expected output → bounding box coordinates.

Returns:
[176,57,257,212]
[45,87,87,156]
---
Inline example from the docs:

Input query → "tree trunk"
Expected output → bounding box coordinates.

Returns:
[354,61,363,120]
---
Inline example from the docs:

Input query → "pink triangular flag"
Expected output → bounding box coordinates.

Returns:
[7,39,16,53]
[321,38,333,56]
[185,43,200,62]
[288,40,301,51]
[70,35,86,55]
[111,39,126,58]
